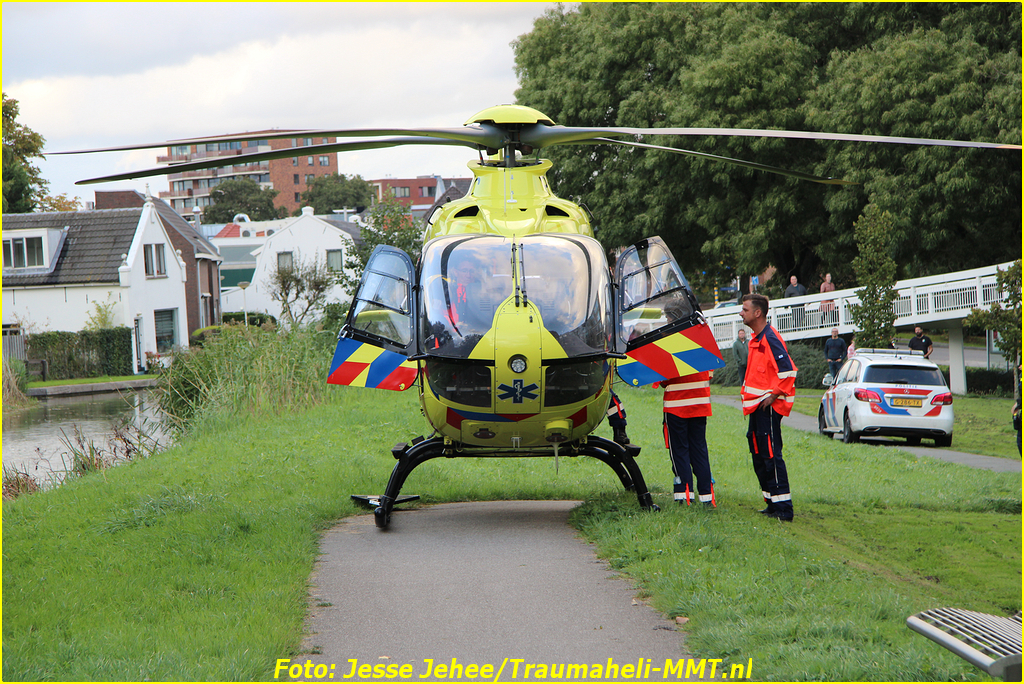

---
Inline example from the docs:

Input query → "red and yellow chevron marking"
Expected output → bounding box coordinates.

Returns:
[616,322,725,386]
[327,337,418,391]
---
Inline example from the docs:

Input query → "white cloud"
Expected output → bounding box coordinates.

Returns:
[3,2,560,203]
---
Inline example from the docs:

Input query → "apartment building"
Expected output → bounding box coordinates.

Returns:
[159,132,339,217]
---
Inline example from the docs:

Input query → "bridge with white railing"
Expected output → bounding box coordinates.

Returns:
[703,261,1017,394]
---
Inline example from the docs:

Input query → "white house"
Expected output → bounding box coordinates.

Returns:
[219,207,361,325]
[2,197,197,371]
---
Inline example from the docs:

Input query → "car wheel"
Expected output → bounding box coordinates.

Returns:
[935,434,953,448]
[906,436,922,446]
[842,412,859,444]
[818,407,832,438]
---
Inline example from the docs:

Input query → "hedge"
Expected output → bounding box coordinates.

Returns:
[26,327,133,380]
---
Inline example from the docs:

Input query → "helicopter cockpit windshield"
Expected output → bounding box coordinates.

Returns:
[520,235,611,356]
[420,236,515,357]
[419,234,612,359]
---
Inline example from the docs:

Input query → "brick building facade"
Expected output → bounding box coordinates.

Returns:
[158,132,338,218]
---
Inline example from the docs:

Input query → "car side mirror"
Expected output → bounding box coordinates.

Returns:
[822,373,834,386]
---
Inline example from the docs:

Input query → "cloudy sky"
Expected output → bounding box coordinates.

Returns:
[2,2,562,205]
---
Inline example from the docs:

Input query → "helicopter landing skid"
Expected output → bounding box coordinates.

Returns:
[369,436,660,530]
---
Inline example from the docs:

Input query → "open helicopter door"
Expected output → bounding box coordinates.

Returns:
[614,237,725,387]
[327,245,419,391]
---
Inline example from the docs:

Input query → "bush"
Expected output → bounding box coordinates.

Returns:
[939,366,1016,397]
[6,356,29,393]
[27,328,132,380]
[189,325,221,347]
[222,311,278,327]
[157,324,336,434]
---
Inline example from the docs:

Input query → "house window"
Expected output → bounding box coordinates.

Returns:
[154,309,177,353]
[278,252,293,271]
[326,249,343,272]
[319,156,330,166]
[420,186,436,198]
[392,186,411,198]
[3,236,44,269]
[294,192,301,202]
[307,156,314,166]
[144,243,166,277]
[294,174,300,184]
[303,138,313,146]
[305,174,315,184]
[292,157,298,166]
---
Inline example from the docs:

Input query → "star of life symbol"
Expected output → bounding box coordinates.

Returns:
[497,379,539,403]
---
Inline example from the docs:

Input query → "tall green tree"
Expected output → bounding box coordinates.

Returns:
[205,178,283,222]
[965,260,1021,367]
[340,194,422,295]
[3,93,81,213]
[847,206,898,349]
[512,3,1021,287]
[299,173,372,216]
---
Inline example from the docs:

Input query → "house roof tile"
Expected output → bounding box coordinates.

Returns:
[2,209,142,287]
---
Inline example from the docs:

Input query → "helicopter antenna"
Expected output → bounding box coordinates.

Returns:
[518,241,529,307]
[511,242,521,307]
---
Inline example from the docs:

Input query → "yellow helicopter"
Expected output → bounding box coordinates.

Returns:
[68,104,1020,528]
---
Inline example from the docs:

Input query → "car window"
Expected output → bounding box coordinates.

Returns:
[838,360,859,384]
[863,364,946,386]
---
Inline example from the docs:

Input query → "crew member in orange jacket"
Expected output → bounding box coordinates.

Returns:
[661,370,715,506]
[739,293,798,521]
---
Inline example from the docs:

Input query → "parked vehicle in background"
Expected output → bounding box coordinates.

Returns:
[819,349,954,447]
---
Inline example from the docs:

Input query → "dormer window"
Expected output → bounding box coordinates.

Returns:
[144,243,166,277]
[3,236,44,269]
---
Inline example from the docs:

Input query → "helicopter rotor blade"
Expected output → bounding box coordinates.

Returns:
[521,124,1023,151]
[74,136,478,185]
[55,123,508,157]
[574,137,857,185]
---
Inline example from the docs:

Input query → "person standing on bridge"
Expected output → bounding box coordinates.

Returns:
[740,293,798,521]
[907,326,934,358]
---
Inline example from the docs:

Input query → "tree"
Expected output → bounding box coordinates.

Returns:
[205,178,283,222]
[340,194,423,295]
[847,206,898,349]
[965,259,1021,367]
[264,252,335,329]
[512,4,1021,286]
[299,173,372,216]
[3,92,81,213]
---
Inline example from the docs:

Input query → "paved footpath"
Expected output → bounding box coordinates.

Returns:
[294,500,701,682]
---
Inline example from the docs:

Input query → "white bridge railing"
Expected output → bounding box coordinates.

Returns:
[704,261,1015,348]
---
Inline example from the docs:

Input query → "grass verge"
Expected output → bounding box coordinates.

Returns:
[2,382,1019,680]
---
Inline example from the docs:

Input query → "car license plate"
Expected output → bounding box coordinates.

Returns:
[891,397,922,407]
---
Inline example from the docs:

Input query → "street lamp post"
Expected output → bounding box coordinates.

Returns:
[238,281,250,326]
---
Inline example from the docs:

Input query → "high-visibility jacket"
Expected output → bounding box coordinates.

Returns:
[741,325,797,416]
[662,371,712,418]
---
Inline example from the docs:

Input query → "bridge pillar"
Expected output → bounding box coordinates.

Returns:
[947,320,967,395]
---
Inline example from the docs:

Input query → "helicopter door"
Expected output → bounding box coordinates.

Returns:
[327,245,419,391]
[614,237,725,386]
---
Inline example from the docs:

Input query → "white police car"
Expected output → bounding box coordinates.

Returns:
[818,349,954,447]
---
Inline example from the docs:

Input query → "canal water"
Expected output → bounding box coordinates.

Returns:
[2,390,169,486]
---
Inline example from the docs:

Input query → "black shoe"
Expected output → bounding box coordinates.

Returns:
[760,506,776,515]
[613,427,630,446]
[765,510,794,521]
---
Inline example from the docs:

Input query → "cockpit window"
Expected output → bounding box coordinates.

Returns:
[420,236,514,357]
[521,235,610,356]
[419,234,612,360]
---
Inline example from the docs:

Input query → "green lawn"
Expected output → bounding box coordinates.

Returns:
[2,383,1019,681]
